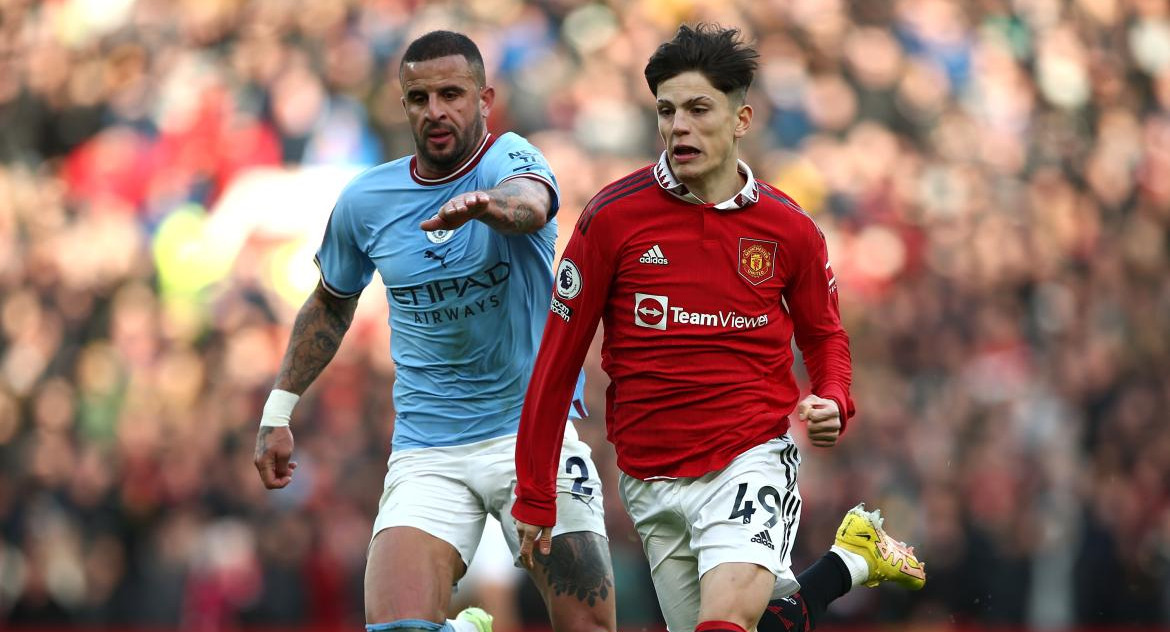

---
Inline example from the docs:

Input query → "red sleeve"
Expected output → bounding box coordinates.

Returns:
[784,218,857,429]
[512,217,615,527]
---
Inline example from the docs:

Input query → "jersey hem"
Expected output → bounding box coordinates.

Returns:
[615,424,789,481]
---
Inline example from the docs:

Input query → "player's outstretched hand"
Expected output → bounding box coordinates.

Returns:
[420,191,491,231]
[797,394,841,448]
[254,426,298,489]
[516,519,552,570]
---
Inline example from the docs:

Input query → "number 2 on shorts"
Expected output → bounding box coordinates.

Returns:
[565,455,593,496]
[729,482,782,527]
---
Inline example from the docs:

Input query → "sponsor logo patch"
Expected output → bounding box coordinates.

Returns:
[633,293,768,330]
[390,261,510,307]
[634,293,668,330]
[738,238,777,285]
[556,259,582,300]
[550,297,573,322]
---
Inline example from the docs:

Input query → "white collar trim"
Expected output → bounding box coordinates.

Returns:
[652,151,759,210]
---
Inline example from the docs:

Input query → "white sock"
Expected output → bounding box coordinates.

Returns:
[830,545,871,587]
[447,619,477,632]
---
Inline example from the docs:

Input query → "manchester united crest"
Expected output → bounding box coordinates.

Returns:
[738,238,777,285]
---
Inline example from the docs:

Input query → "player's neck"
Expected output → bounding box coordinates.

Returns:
[682,158,745,205]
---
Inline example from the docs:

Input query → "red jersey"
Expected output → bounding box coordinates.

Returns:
[513,155,855,528]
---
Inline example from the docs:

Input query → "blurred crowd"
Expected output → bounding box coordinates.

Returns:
[1,0,1169,629]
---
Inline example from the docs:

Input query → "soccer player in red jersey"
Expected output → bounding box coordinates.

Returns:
[512,24,925,632]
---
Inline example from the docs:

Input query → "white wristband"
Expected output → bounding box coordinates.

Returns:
[260,389,300,427]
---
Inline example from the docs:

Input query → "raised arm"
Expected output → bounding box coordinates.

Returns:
[419,177,551,235]
[254,282,358,489]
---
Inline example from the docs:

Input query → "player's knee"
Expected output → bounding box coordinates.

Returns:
[366,619,445,632]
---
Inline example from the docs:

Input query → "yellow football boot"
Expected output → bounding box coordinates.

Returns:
[834,503,926,590]
[456,607,494,632]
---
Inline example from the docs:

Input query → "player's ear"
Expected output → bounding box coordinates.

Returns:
[480,85,495,118]
[734,103,752,139]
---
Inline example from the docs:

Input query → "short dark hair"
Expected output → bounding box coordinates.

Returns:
[644,24,759,101]
[400,30,486,86]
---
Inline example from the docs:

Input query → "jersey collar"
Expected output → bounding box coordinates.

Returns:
[410,132,496,186]
[653,151,760,210]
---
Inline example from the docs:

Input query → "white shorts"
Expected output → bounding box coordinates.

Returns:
[373,423,606,568]
[457,515,525,590]
[619,435,802,632]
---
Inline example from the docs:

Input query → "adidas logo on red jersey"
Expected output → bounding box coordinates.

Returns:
[639,244,669,265]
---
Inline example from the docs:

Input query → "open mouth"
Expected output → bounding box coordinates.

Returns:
[672,145,700,161]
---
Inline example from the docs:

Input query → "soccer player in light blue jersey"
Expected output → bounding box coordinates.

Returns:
[253,31,614,632]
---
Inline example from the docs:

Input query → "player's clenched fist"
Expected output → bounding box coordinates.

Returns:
[420,191,491,231]
[797,394,841,448]
[254,426,298,489]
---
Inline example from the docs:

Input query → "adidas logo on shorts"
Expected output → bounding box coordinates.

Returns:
[639,244,669,265]
[751,530,775,550]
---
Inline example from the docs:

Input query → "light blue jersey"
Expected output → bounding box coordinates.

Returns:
[315,132,586,450]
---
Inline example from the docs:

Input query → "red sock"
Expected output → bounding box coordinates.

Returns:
[696,620,747,632]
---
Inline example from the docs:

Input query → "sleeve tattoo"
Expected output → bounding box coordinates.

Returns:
[274,285,358,393]
[479,178,550,234]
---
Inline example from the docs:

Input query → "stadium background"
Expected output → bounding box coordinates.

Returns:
[0,0,1168,630]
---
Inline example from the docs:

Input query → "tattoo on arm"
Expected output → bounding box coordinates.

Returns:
[479,178,550,234]
[532,531,614,607]
[254,426,277,457]
[274,284,358,394]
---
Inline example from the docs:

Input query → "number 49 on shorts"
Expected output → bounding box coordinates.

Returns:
[728,482,782,527]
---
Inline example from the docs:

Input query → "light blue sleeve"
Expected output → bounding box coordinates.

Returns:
[313,192,374,298]
[482,133,562,218]
[568,370,588,420]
